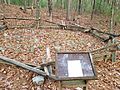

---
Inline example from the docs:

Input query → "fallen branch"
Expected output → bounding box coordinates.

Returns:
[2,17,120,36]
[0,56,46,76]
[8,25,32,29]
[90,27,120,37]
[0,17,39,20]
[91,42,120,53]
[3,18,119,43]
[0,56,56,80]
[6,23,113,43]
[8,25,60,29]
[20,6,36,10]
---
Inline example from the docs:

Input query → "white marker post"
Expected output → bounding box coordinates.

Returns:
[46,46,52,75]
[46,46,51,61]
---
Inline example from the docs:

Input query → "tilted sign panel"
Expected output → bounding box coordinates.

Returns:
[56,52,96,80]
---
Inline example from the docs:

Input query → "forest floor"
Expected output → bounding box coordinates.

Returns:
[0,4,120,90]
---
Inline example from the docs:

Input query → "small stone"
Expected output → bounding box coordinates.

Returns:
[32,76,44,85]
[75,87,83,90]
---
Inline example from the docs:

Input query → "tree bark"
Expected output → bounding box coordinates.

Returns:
[24,0,27,13]
[48,0,52,17]
[0,56,47,76]
[78,0,82,15]
[7,0,10,5]
[31,0,36,15]
[0,56,56,80]
[36,0,40,19]
[66,0,71,20]
[27,0,30,6]
[110,0,116,62]
[91,0,96,20]
[110,0,115,33]
[35,0,40,28]
[61,0,64,8]
[98,0,102,13]
[4,0,7,4]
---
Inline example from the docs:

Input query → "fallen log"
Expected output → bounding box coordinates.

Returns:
[0,56,46,76]
[3,17,119,43]
[0,17,38,20]
[20,6,36,10]
[0,56,56,80]
[8,25,60,29]
[6,24,113,43]
[90,27,120,37]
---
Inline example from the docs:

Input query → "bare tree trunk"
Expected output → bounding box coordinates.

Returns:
[4,0,7,4]
[66,0,71,20]
[36,0,40,19]
[111,38,116,62]
[7,0,10,5]
[110,0,116,62]
[31,0,35,15]
[116,0,119,9]
[78,0,82,15]
[48,0,52,17]
[60,0,62,8]
[91,0,96,20]
[27,0,30,6]
[110,0,115,33]
[24,0,27,13]
[98,0,102,13]
[36,0,40,28]
[33,0,37,7]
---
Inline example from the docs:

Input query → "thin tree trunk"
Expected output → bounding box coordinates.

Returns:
[64,0,67,9]
[33,0,37,7]
[60,0,64,8]
[48,0,52,17]
[36,0,40,19]
[48,0,52,21]
[98,0,102,13]
[7,0,10,5]
[66,0,71,20]
[110,0,115,33]
[110,0,116,62]
[31,0,35,16]
[27,0,30,6]
[4,0,7,4]
[116,0,119,9]
[78,0,82,15]
[91,0,96,20]
[111,38,116,62]
[24,0,27,13]
[36,0,40,28]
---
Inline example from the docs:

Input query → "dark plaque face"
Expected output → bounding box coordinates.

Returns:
[56,52,96,80]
